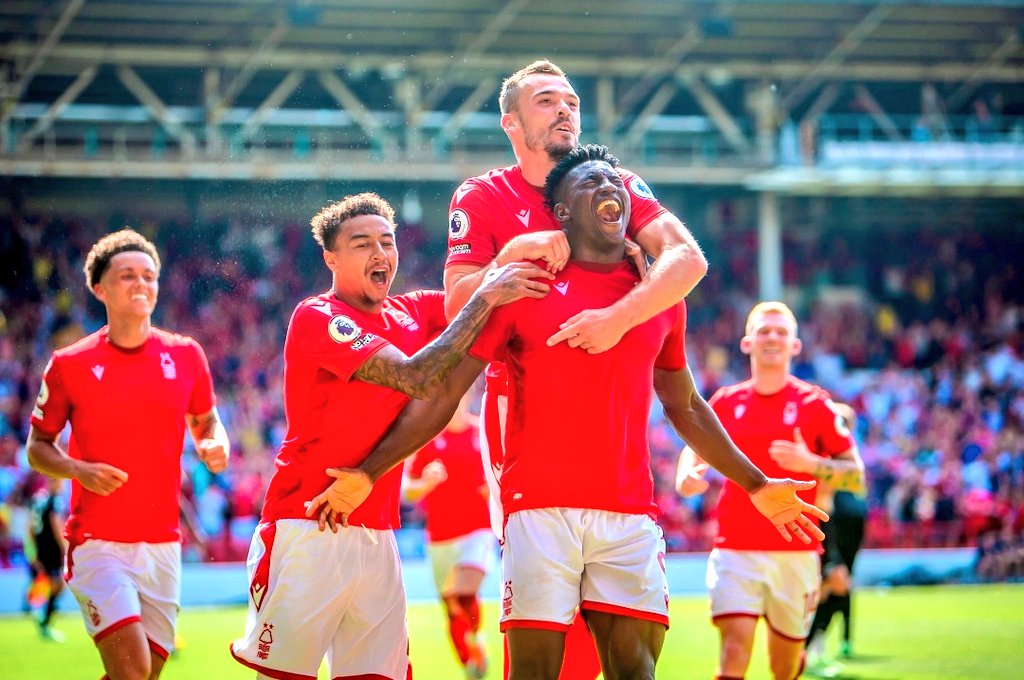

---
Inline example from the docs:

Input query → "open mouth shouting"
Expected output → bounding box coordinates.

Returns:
[596,198,622,223]
[369,267,390,287]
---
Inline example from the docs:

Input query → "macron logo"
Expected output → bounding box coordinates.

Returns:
[91,365,105,380]
[553,281,569,295]
[250,583,266,611]
[516,208,530,227]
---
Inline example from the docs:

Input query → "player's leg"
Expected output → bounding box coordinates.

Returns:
[714,615,758,678]
[507,628,566,680]
[763,552,821,680]
[765,627,806,680]
[558,612,603,680]
[96,622,153,680]
[584,611,664,680]
[502,509,586,680]
[134,542,184,679]
[836,514,865,657]
[451,565,489,678]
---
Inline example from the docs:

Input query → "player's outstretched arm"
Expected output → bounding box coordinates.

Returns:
[356,262,551,400]
[547,213,707,354]
[26,426,128,496]
[443,230,566,320]
[655,366,828,544]
[306,356,488,530]
[186,407,231,474]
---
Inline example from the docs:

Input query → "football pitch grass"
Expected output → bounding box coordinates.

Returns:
[2,584,1022,679]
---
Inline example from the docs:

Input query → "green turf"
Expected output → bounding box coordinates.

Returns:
[2,584,1022,679]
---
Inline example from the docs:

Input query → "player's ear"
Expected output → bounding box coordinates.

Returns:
[791,337,803,356]
[500,113,517,133]
[322,249,335,269]
[554,203,570,223]
[739,335,753,355]
[91,282,107,303]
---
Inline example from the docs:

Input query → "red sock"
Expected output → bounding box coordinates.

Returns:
[444,597,471,664]
[457,594,482,632]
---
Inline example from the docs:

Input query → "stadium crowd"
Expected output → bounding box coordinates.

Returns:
[0,207,1021,566]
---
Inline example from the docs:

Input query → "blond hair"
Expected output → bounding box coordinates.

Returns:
[499,59,567,115]
[744,301,798,336]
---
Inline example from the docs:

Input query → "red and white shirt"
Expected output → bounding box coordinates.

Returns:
[30,327,216,545]
[261,290,447,530]
[709,377,856,552]
[407,422,491,543]
[470,260,686,519]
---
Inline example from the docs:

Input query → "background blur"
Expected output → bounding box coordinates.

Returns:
[1,0,1022,581]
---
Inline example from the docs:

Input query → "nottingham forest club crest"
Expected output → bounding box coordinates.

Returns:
[328,315,361,344]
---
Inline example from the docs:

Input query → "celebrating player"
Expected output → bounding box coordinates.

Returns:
[307,147,828,680]
[677,302,865,680]
[230,193,549,680]
[443,58,708,679]
[27,228,231,680]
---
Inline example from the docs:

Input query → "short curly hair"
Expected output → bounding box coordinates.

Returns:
[499,59,568,115]
[543,144,620,211]
[83,228,161,289]
[311,192,396,251]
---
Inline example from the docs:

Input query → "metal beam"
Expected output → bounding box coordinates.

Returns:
[618,21,704,116]
[115,65,196,147]
[623,81,678,148]
[4,42,1024,83]
[947,31,1022,110]
[421,0,529,113]
[783,1,896,110]
[853,84,903,141]
[438,76,496,143]
[680,75,751,154]
[14,65,97,152]
[317,70,396,152]
[235,70,305,142]
[1,0,87,125]
[210,21,289,124]
[800,83,841,127]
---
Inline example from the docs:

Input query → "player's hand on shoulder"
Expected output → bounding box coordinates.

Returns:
[767,427,816,473]
[624,237,650,277]
[477,261,555,306]
[500,230,570,273]
[546,304,629,354]
[304,467,373,532]
[76,461,128,496]
[197,438,229,474]
[675,462,710,497]
[748,477,829,544]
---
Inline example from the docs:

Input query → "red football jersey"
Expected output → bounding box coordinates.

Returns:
[470,260,686,519]
[444,164,666,270]
[407,422,491,542]
[709,377,856,552]
[30,327,216,544]
[261,290,447,530]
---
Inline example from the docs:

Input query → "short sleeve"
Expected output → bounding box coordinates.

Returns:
[808,394,857,458]
[446,179,498,269]
[30,357,71,438]
[186,339,217,417]
[620,169,669,239]
[295,304,391,382]
[654,302,688,371]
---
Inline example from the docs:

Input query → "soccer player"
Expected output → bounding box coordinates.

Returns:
[25,475,67,642]
[27,228,231,680]
[230,193,550,680]
[307,147,828,680]
[443,58,708,680]
[403,391,495,679]
[676,302,865,680]
[804,403,868,676]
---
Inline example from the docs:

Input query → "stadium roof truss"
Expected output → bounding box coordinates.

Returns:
[1,0,1022,194]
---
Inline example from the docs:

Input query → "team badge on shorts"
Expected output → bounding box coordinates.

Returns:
[449,209,470,240]
[328,315,361,344]
[629,177,656,200]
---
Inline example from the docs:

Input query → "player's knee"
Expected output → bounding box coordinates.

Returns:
[721,637,753,669]
[768,655,801,680]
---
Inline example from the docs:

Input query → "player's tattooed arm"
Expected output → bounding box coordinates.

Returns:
[768,430,865,495]
[354,262,552,400]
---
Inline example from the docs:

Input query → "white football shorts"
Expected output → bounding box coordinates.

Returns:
[427,527,497,596]
[500,507,669,632]
[230,519,410,680]
[65,539,181,658]
[706,548,821,640]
